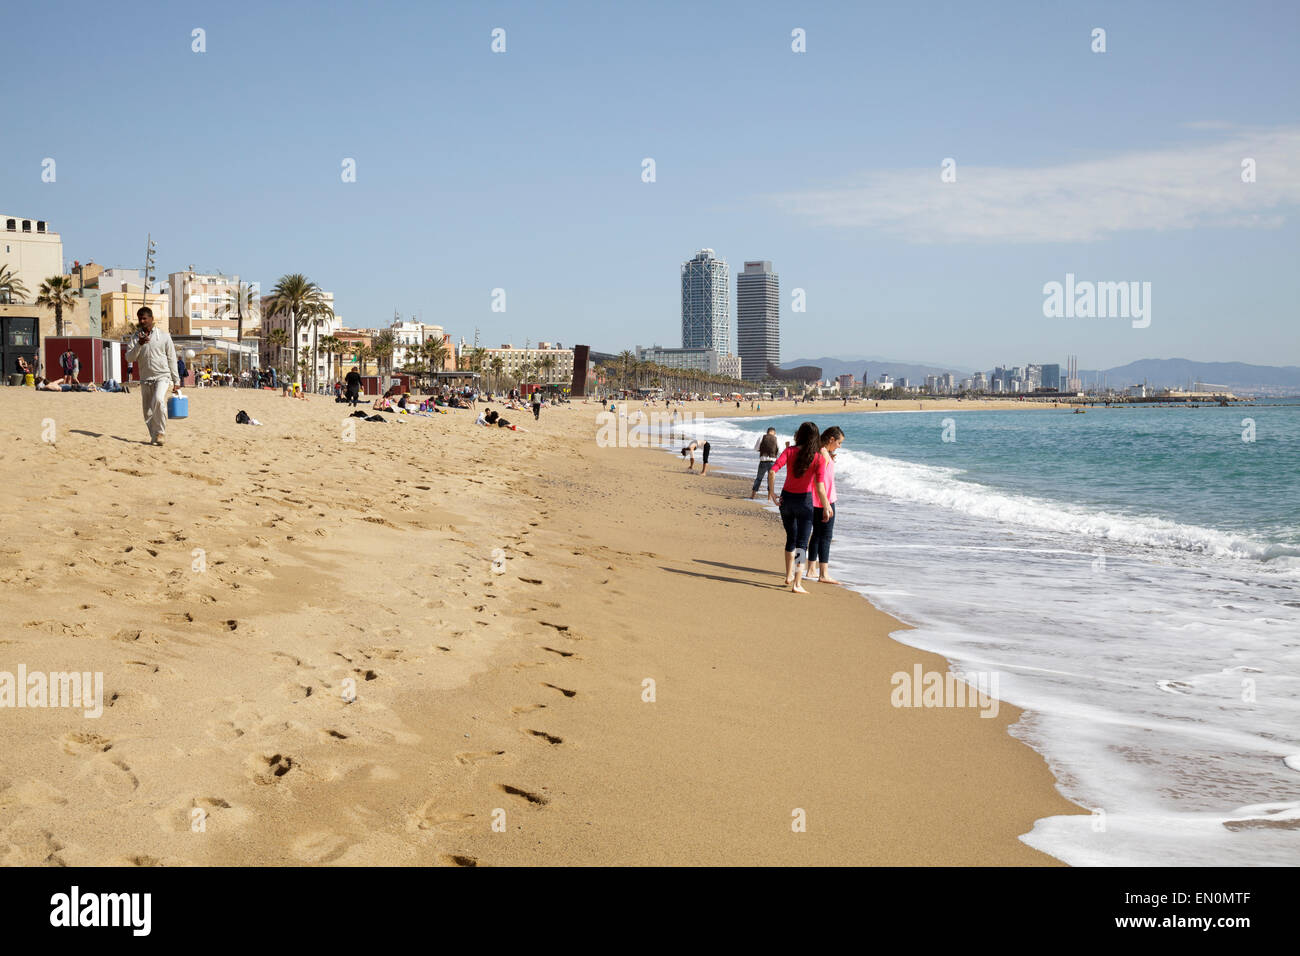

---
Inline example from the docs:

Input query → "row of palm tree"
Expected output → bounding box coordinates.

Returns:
[599,350,749,397]
[451,347,566,393]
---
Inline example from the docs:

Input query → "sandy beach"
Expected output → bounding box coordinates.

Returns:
[0,387,1082,866]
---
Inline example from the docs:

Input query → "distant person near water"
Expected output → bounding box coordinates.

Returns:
[765,421,830,594]
[807,426,843,584]
[682,439,710,475]
[124,306,182,446]
[751,428,779,499]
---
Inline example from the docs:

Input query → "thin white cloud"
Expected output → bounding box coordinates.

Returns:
[769,127,1300,243]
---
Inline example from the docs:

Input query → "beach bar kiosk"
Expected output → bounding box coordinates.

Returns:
[44,335,120,384]
[2,315,39,383]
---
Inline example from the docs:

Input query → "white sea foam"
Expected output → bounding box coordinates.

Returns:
[832,448,1300,567]
[674,415,1300,866]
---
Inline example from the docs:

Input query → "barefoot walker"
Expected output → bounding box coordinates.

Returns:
[767,422,831,594]
[124,306,182,446]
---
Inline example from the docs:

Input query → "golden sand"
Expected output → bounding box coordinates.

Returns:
[0,388,1081,865]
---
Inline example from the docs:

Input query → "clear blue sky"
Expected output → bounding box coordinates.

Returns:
[5,0,1297,369]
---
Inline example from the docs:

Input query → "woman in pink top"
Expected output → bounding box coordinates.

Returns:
[765,421,831,594]
[807,426,843,584]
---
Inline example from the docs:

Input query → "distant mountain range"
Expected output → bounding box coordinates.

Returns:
[784,356,1300,394]
[1076,359,1300,393]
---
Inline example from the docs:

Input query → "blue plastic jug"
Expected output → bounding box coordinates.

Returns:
[167,394,189,419]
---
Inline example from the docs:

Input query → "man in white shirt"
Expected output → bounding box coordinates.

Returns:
[124,306,182,446]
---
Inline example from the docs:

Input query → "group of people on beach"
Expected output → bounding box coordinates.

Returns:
[750,423,843,593]
[680,420,843,593]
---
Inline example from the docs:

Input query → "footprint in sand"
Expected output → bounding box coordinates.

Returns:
[205,719,246,743]
[440,854,482,867]
[89,758,139,799]
[495,783,548,806]
[541,683,577,698]
[291,831,352,864]
[510,703,546,715]
[60,732,114,755]
[411,802,477,833]
[454,749,505,766]
[248,752,295,785]
[524,729,563,746]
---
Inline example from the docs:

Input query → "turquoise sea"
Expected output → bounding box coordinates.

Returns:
[678,403,1300,866]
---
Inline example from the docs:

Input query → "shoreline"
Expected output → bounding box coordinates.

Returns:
[0,388,1084,865]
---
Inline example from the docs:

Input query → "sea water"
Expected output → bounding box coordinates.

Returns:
[668,403,1300,866]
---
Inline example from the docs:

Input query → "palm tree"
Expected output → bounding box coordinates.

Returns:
[301,300,335,392]
[267,327,289,378]
[539,355,557,385]
[318,335,343,387]
[36,275,79,337]
[220,281,259,344]
[0,264,29,304]
[353,343,373,377]
[262,274,325,386]
[372,330,395,380]
[490,356,505,393]
[422,337,448,373]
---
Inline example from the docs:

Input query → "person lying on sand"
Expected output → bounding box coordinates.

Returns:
[484,409,526,431]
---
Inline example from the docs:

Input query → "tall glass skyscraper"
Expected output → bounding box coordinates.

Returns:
[737,260,779,381]
[681,249,730,355]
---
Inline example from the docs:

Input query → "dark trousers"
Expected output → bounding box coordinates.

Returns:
[779,491,814,561]
[346,387,359,407]
[533,404,541,420]
[752,460,773,493]
[808,506,836,565]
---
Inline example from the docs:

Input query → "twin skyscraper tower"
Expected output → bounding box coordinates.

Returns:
[680,249,779,382]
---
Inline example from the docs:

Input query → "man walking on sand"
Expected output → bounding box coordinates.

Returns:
[124,306,181,446]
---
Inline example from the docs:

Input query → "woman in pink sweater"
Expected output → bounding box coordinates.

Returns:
[766,422,832,593]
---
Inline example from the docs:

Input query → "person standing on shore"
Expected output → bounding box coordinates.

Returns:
[751,428,779,499]
[345,365,362,407]
[124,306,181,446]
[532,390,542,421]
[766,421,829,594]
[807,426,843,584]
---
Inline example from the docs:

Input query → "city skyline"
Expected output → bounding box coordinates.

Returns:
[3,1,1297,369]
